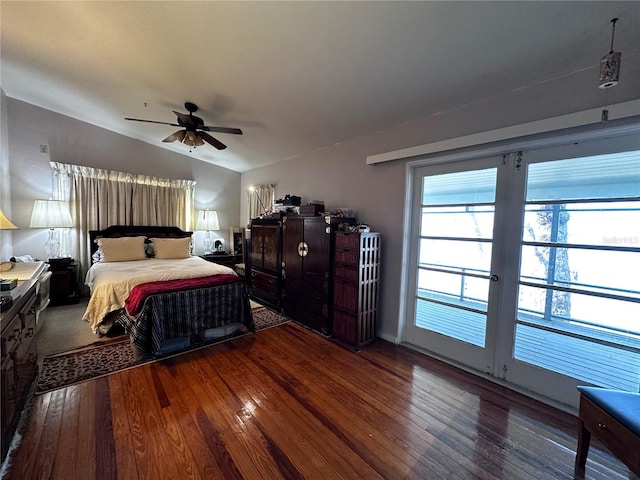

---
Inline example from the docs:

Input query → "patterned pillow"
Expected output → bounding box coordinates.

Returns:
[97,236,147,262]
[148,237,191,259]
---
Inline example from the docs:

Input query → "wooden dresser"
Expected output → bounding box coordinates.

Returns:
[1,278,39,461]
[332,232,381,348]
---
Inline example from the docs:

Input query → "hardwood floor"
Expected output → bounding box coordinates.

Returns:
[4,322,637,479]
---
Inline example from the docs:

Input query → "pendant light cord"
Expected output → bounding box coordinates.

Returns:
[609,18,618,53]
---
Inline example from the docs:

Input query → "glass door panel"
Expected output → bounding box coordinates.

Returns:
[407,156,506,370]
[505,146,640,403]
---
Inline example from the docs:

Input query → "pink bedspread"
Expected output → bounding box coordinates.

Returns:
[125,274,241,316]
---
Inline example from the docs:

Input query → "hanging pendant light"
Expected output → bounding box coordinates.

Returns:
[599,18,621,89]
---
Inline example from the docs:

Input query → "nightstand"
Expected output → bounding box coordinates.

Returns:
[48,261,79,306]
[200,253,242,270]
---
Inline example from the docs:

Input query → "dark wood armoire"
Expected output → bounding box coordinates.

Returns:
[249,218,282,308]
[282,215,335,334]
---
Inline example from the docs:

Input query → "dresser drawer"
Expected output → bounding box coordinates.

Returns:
[334,264,358,283]
[251,270,278,287]
[251,270,280,301]
[335,233,360,249]
[1,315,21,360]
[333,281,358,313]
[335,249,359,265]
[332,310,357,344]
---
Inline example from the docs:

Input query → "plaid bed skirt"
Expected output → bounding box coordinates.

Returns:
[114,282,254,357]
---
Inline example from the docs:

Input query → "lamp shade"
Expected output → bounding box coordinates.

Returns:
[29,200,74,228]
[195,210,220,231]
[0,209,17,229]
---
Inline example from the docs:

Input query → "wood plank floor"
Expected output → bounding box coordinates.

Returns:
[4,322,637,479]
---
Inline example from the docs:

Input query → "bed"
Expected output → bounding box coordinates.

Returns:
[83,225,254,358]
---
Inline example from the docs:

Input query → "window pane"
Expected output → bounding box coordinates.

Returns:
[518,284,640,335]
[416,298,486,347]
[423,168,496,205]
[523,202,640,247]
[526,151,640,201]
[418,269,489,309]
[419,239,492,274]
[520,246,640,296]
[421,206,495,239]
[514,324,640,391]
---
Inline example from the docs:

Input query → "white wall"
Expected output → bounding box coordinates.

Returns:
[0,90,15,262]
[6,98,242,261]
[241,69,640,343]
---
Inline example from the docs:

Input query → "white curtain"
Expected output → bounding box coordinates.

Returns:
[247,184,275,223]
[50,162,196,283]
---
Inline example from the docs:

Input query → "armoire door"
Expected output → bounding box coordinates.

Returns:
[250,223,281,272]
[250,224,265,269]
[261,224,280,271]
[282,217,304,282]
[303,218,331,288]
[283,216,332,333]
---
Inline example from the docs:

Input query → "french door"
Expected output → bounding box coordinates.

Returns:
[405,154,511,373]
[405,128,640,407]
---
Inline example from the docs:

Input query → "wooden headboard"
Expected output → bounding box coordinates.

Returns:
[89,225,193,256]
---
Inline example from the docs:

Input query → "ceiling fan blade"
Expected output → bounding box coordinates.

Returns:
[173,110,196,128]
[200,126,243,135]
[162,130,186,143]
[200,132,227,150]
[125,118,180,127]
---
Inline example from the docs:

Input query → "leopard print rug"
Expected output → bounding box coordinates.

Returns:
[36,307,289,394]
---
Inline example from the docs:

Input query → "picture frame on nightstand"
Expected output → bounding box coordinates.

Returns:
[230,227,244,257]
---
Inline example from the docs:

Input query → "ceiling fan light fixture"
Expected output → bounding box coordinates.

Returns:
[125,102,242,151]
[184,131,197,147]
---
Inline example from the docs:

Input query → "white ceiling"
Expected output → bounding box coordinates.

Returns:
[2,2,639,173]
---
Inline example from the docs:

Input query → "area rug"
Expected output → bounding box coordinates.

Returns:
[35,308,289,394]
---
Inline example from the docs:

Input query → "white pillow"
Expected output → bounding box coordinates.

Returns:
[97,236,147,262]
[149,237,191,259]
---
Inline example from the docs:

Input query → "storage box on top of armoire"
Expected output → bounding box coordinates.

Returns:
[299,203,324,216]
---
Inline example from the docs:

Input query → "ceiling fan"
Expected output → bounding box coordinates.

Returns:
[125,102,242,150]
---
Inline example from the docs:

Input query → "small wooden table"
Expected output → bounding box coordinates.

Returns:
[575,386,640,477]
[200,253,242,270]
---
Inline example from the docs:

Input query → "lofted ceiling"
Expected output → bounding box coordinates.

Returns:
[1,2,639,173]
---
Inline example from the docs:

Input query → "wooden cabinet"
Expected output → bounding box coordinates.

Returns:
[249,219,282,307]
[332,232,381,348]
[1,279,38,461]
[282,216,334,334]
